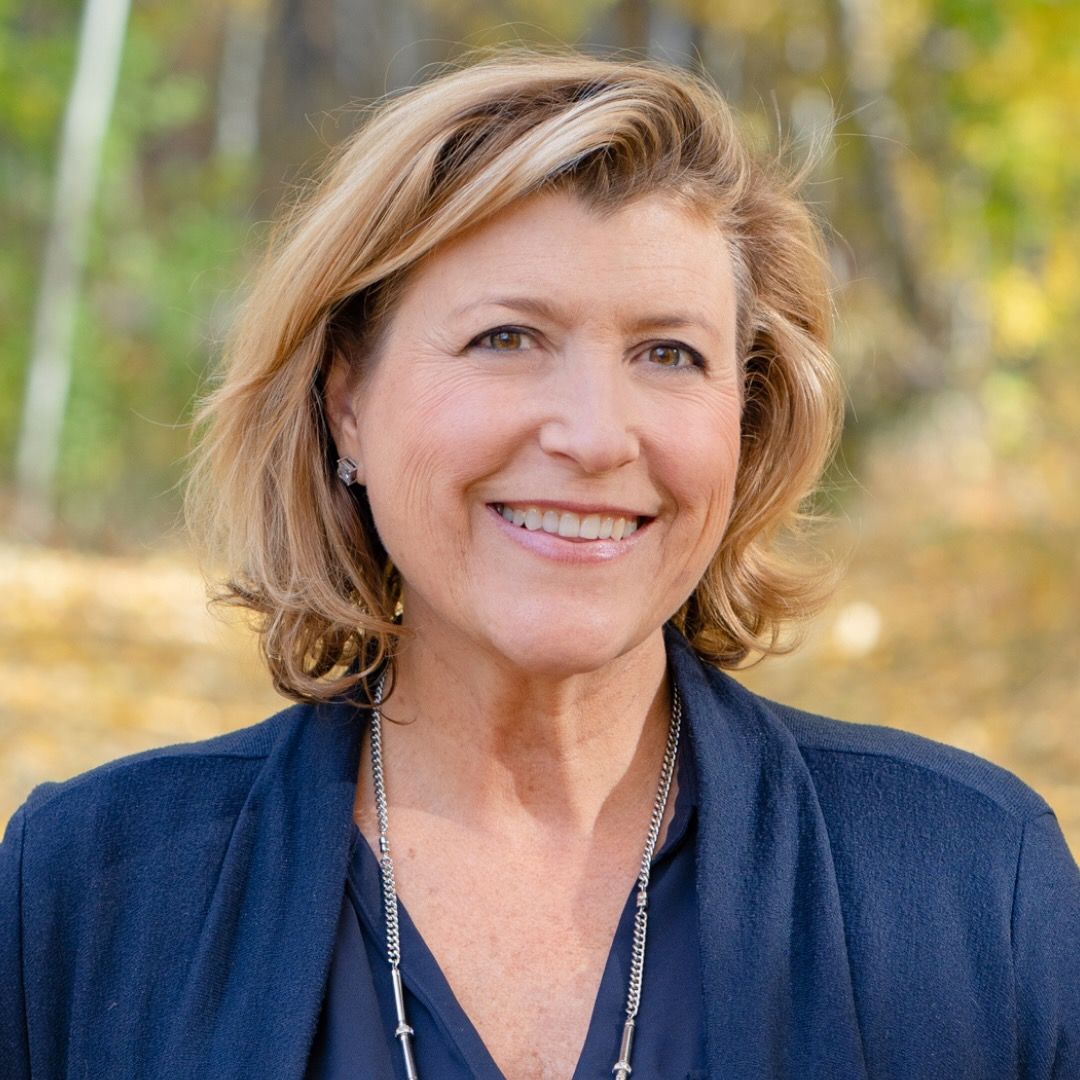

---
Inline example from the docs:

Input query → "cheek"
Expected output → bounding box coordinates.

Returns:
[661,398,742,513]
[658,427,741,603]
[359,370,513,544]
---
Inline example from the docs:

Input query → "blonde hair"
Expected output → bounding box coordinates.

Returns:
[185,47,843,704]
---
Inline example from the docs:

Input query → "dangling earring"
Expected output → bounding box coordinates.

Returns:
[337,457,360,485]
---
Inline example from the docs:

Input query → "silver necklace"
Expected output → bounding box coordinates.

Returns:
[368,670,682,1080]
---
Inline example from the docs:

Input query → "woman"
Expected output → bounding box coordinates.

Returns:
[2,50,1077,1080]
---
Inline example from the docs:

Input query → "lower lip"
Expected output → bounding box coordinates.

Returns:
[486,505,650,564]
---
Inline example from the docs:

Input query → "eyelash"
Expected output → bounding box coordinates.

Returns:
[468,326,707,371]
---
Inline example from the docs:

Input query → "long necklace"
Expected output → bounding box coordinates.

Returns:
[368,670,683,1080]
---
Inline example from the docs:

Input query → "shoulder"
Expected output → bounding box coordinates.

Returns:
[13,703,314,832]
[666,623,1055,863]
[762,691,1052,824]
[2,697,363,951]
[689,652,1052,832]
[3,702,343,897]
[700,675,1080,1069]
[1,701,364,1074]
[751,688,1063,895]
[674,639,1075,930]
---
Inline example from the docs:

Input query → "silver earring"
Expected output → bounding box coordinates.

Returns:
[336,456,360,485]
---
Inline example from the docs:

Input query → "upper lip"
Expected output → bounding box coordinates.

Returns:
[490,500,655,519]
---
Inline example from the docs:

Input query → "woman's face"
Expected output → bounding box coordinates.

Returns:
[329,189,743,676]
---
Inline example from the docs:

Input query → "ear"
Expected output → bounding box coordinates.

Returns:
[323,356,367,486]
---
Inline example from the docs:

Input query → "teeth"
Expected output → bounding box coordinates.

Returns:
[495,504,641,541]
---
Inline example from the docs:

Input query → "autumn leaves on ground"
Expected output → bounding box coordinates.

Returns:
[2,424,1077,856]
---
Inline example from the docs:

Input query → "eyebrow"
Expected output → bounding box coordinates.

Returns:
[452,295,725,340]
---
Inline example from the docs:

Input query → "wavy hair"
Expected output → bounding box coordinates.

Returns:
[184,47,843,704]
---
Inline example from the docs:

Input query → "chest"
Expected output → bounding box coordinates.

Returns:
[358,815,645,1079]
[436,879,635,1076]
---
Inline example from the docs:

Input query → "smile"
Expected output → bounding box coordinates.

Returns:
[490,503,643,541]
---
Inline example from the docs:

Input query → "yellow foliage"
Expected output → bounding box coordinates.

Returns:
[993,265,1051,355]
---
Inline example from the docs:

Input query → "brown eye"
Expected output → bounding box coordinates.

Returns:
[650,344,686,367]
[486,329,525,350]
[467,326,536,354]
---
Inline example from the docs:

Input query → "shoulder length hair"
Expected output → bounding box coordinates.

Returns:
[184,47,843,704]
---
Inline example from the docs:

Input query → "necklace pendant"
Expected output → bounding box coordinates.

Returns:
[391,966,420,1079]
[397,1028,419,1080]
[613,1017,636,1077]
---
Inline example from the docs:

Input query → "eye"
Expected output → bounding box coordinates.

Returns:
[646,342,705,370]
[469,326,535,351]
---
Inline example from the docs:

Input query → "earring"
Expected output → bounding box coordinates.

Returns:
[336,456,360,486]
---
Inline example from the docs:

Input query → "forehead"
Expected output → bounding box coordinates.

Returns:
[392,189,736,330]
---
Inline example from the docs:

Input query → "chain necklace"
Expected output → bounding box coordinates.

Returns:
[368,670,683,1080]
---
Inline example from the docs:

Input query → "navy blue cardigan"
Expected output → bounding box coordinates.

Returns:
[3,627,1078,1078]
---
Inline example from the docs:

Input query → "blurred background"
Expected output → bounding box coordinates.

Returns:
[1,0,1077,851]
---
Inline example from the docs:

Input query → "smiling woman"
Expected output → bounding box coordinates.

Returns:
[2,47,1077,1080]
[187,53,839,703]
[322,191,745,679]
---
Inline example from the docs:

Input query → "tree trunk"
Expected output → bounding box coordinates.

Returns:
[648,0,697,67]
[831,0,945,388]
[613,0,651,53]
[215,0,270,162]
[14,0,132,539]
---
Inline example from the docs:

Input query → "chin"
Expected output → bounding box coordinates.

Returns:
[477,602,653,678]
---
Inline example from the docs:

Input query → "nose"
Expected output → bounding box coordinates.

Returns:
[536,353,640,475]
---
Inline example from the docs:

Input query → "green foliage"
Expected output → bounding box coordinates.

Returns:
[0,0,1077,547]
[1,0,250,543]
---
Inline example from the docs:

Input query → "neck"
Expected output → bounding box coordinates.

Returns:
[369,618,672,840]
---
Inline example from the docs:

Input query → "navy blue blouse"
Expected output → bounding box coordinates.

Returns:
[306,738,706,1079]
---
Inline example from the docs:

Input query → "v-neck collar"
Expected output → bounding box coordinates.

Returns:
[344,735,699,1079]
